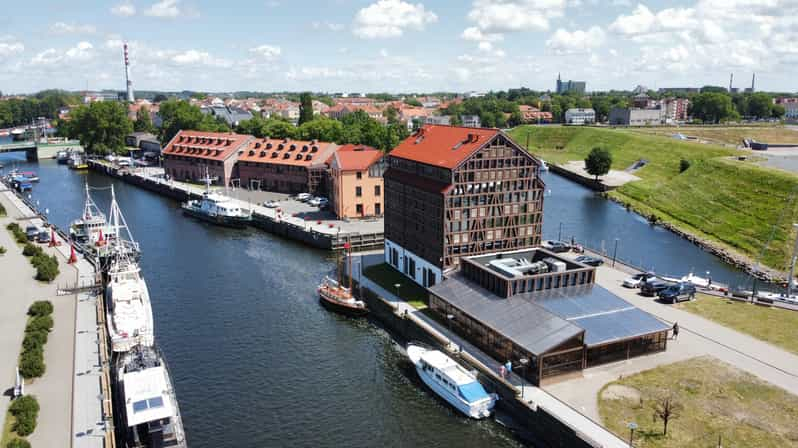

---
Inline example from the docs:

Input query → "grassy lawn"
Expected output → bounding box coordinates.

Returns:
[598,356,798,448]
[633,126,798,146]
[363,263,428,309]
[508,126,798,270]
[677,294,798,355]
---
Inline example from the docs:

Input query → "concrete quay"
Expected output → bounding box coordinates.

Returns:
[89,160,384,251]
[0,184,112,448]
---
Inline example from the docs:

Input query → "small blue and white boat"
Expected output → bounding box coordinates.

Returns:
[407,344,497,419]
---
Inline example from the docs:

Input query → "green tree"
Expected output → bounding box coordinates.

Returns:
[298,92,314,126]
[383,105,400,125]
[772,104,786,119]
[404,98,422,107]
[7,438,32,448]
[134,106,154,133]
[64,101,133,155]
[747,93,773,119]
[9,395,39,436]
[158,100,229,144]
[689,93,737,123]
[584,146,612,180]
[296,117,344,142]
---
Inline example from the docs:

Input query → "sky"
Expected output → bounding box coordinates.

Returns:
[0,0,796,94]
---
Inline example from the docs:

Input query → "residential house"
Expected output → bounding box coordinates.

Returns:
[519,105,553,123]
[564,108,595,125]
[460,115,482,128]
[328,144,386,219]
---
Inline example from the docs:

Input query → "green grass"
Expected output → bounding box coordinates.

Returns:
[633,126,798,146]
[598,356,798,448]
[678,294,798,355]
[508,126,798,270]
[363,263,428,309]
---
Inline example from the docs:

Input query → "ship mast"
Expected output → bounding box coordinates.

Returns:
[787,223,798,297]
[108,185,138,254]
[346,238,352,291]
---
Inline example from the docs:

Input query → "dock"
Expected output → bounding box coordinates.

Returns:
[88,160,385,251]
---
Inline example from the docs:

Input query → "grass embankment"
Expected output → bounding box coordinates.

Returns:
[678,294,798,355]
[363,263,428,309]
[508,126,798,270]
[633,126,798,146]
[598,356,798,448]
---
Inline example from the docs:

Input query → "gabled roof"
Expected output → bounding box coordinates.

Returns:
[389,125,500,169]
[238,138,338,168]
[332,144,382,172]
[162,130,252,162]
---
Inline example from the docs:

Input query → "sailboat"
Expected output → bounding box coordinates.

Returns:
[318,241,368,316]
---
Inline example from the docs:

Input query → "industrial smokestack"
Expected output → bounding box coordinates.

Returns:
[729,73,733,92]
[124,43,135,103]
[751,73,756,92]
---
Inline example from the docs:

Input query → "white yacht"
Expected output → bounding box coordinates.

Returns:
[407,344,498,419]
[116,346,187,448]
[181,170,252,228]
[106,252,154,352]
[540,159,549,171]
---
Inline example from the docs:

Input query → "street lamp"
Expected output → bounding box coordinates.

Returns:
[519,358,529,399]
[446,313,454,333]
[558,222,564,241]
[612,238,620,267]
[627,422,638,447]
[394,283,401,299]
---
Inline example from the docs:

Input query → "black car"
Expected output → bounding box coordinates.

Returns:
[658,283,697,303]
[25,225,39,242]
[640,279,672,297]
[575,255,603,267]
[543,240,570,253]
[37,230,50,244]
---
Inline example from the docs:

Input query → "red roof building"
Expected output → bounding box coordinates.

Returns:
[384,125,544,287]
[162,130,253,186]
[328,145,386,219]
[237,137,339,194]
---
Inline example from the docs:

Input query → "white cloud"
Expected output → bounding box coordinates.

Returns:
[111,2,137,16]
[249,44,281,60]
[30,41,94,66]
[66,41,94,60]
[0,41,24,58]
[312,21,344,32]
[353,0,438,39]
[145,0,181,18]
[461,26,504,42]
[50,22,97,34]
[171,49,231,67]
[466,0,567,34]
[546,26,605,54]
[609,4,697,35]
[31,49,60,66]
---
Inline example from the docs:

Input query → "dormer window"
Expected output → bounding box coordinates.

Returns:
[295,154,302,160]
[302,145,308,152]
[311,146,318,153]
[305,155,312,161]
[271,152,278,158]
[277,144,284,150]
[255,142,261,149]
[249,150,255,156]
[289,144,296,151]
[283,153,290,159]
[260,151,266,157]
[266,143,273,149]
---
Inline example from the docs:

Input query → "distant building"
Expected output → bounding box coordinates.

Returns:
[460,115,482,128]
[424,115,452,126]
[632,93,654,109]
[200,105,253,127]
[328,144,386,219]
[162,131,253,186]
[785,102,798,122]
[556,73,586,95]
[384,125,544,287]
[564,108,595,125]
[236,138,339,194]
[657,87,700,94]
[125,132,161,154]
[519,105,553,123]
[608,107,665,126]
[663,98,690,122]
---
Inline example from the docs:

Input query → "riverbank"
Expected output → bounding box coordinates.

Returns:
[509,125,798,281]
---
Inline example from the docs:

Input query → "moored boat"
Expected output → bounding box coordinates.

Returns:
[318,241,368,317]
[68,152,88,169]
[180,169,252,228]
[70,183,113,244]
[56,150,70,164]
[407,344,497,419]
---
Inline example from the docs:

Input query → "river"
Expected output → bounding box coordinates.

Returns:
[0,149,756,447]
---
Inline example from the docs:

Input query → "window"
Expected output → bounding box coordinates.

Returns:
[356,186,362,197]
[374,185,381,196]
[375,203,381,215]
[356,204,363,215]
[356,171,363,179]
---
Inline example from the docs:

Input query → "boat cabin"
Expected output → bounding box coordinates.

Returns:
[418,350,490,403]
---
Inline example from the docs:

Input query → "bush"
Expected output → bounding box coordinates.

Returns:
[26,315,54,334]
[6,222,20,231]
[22,331,47,351]
[0,246,6,254]
[7,438,32,448]
[28,300,53,317]
[14,231,27,244]
[19,349,45,378]
[35,259,59,282]
[680,159,691,173]
[22,243,42,257]
[9,395,39,437]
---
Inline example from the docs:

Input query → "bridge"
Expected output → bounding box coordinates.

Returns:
[0,140,83,161]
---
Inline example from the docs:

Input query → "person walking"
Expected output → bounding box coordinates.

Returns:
[672,322,679,340]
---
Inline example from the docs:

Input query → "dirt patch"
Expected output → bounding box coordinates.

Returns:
[601,384,641,401]
[561,161,641,187]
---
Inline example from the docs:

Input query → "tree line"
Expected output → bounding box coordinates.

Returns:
[0,90,81,128]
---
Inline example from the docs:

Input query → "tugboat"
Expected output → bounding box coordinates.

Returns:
[114,345,187,448]
[318,241,368,317]
[180,168,251,228]
[70,183,112,244]
[407,343,498,419]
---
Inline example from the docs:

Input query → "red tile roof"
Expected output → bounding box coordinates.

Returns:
[389,125,499,169]
[238,138,338,168]
[162,130,252,162]
[332,144,382,171]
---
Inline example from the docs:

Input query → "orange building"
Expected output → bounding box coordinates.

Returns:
[328,144,386,219]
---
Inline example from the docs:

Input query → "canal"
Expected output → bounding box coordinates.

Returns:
[0,150,756,447]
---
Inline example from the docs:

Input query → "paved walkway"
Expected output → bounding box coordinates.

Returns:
[546,263,798,421]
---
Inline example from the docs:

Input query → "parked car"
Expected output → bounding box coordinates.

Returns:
[574,255,603,266]
[309,197,329,208]
[25,225,39,241]
[623,272,657,288]
[640,279,672,297]
[658,282,697,303]
[37,230,50,244]
[542,240,570,253]
[296,193,312,202]
[263,200,279,208]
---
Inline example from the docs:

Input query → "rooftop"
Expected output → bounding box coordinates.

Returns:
[331,144,382,172]
[162,130,252,162]
[123,366,174,427]
[389,124,500,169]
[238,138,338,168]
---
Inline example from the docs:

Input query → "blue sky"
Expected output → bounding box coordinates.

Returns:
[0,0,795,94]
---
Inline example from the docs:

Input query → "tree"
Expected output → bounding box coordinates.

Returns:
[9,395,39,436]
[158,100,229,144]
[404,98,422,107]
[689,93,737,123]
[383,105,400,125]
[772,104,786,119]
[584,146,612,181]
[7,438,32,448]
[134,106,154,133]
[298,92,314,126]
[64,101,133,155]
[652,393,683,435]
[296,117,344,142]
[746,93,773,119]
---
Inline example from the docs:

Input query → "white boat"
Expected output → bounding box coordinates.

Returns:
[407,344,497,419]
[70,183,115,245]
[181,168,252,228]
[756,291,798,304]
[115,346,187,448]
[540,160,549,171]
[755,226,798,305]
[106,253,154,352]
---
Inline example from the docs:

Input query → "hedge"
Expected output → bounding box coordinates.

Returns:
[22,243,42,257]
[8,396,39,437]
[18,314,53,379]
[0,245,6,254]
[0,201,6,217]
[7,438,31,448]
[27,301,53,318]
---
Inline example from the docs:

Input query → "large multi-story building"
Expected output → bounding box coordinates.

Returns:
[236,138,339,194]
[162,130,253,186]
[384,125,544,288]
[555,74,586,95]
[608,107,665,126]
[564,108,595,125]
[663,98,690,122]
[785,102,798,122]
[328,144,386,219]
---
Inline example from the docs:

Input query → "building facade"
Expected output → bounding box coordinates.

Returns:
[460,115,482,128]
[608,107,665,126]
[564,108,595,125]
[236,138,339,194]
[384,125,544,288]
[786,102,798,122]
[664,98,690,122]
[162,131,253,186]
[328,145,386,219]
[556,74,586,95]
